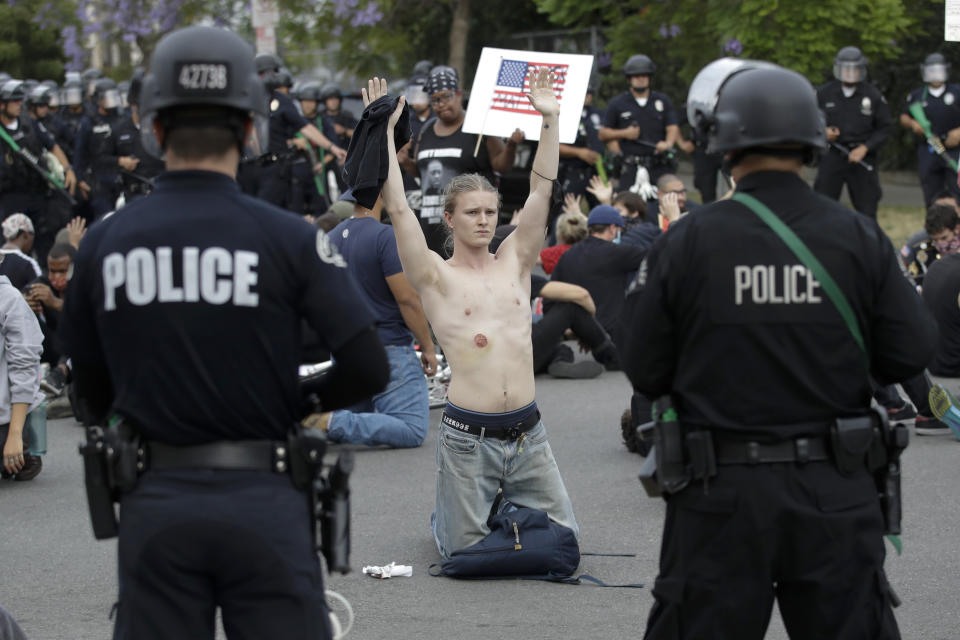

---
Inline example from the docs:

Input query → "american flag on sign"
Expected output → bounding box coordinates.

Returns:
[491,59,567,116]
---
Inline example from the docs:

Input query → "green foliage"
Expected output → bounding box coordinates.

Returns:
[0,0,75,79]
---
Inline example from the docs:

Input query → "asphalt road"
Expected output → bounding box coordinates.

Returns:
[1,371,958,640]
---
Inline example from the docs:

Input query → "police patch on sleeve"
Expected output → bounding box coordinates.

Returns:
[316,230,347,268]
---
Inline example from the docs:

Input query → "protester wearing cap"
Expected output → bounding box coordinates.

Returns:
[549,204,647,364]
[398,65,524,256]
[0,213,41,290]
[901,53,960,206]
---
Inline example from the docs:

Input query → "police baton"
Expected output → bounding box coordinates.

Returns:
[830,142,874,172]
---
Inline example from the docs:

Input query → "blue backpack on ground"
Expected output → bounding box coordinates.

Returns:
[437,506,581,581]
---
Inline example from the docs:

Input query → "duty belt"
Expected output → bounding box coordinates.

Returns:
[713,435,830,465]
[147,439,295,474]
[440,410,540,440]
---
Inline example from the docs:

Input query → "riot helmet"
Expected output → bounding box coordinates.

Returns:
[405,74,429,110]
[623,54,656,77]
[276,67,293,89]
[922,53,950,85]
[82,68,103,96]
[319,83,342,102]
[412,59,434,77]
[61,79,84,106]
[0,72,11,85]
[28,84,57,108]
[127,68,144,107]
[255,53,282,91]
[296,81,323,102]
[687,57,825,160]
[139,26,269,158]
[93,78,121,111]
[0,80,25,102]
[833,46,867,84]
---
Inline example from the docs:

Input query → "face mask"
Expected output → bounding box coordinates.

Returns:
[613,230,622,244]
[934,236,960,256]
[49,273,68,292]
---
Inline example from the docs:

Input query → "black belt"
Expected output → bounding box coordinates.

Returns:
[440,410,541,441]
[714,435,830,465]
[147,440,292,473]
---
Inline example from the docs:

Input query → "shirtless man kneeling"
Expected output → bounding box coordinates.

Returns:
[367,70,578,558]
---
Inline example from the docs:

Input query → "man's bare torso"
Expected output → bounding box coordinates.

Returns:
[417,247,535,413]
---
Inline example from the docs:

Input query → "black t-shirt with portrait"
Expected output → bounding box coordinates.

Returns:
[415,121,495,226]
[267,90,309,155]
[62,170,374,445]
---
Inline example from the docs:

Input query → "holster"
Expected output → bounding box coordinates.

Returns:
[316,450,355,574]
[78,426,119,540]
[653,396,690,495]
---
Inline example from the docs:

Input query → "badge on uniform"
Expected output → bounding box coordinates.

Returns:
[270,99,280,112]
[946,93,955,106]
[861,96,872,116]
[655,99,663,113]
[316,230,347,268]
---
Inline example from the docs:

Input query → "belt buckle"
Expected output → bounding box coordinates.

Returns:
[746,441,760,464]
[506,426,520,441]
[794,438,810,464]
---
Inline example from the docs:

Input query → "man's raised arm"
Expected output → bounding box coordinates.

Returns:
[364,77,439,289]
[502,68,560,267]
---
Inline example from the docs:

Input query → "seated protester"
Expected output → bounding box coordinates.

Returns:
[921,231,960,433]
[25,243,75,396]
[901,192,959,281]
[531,274,615,377]
[540,212,587,275]
[644,173,700,225]
[307,196,436,448]
[0,214,41,290]
[1,266,46,482]
[549,205,647,367]
[614,191,661,249]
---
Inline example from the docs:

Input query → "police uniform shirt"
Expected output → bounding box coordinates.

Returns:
[818,80,892,153]
[621,170,937,438]
[415,121,494,224]
[921,253,960,376]
[0,117,55,192]
[903,84,960,141]
[114,116,164,185]
[62,170,374,445]
[73,112,121,180]
[602,90,678,157]
[51,109,85,163]
[560,105,604,171]
[549,236,647,343]
[267,90,309,155]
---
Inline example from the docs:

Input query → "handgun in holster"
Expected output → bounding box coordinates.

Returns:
[830,406,907,535]
[639,396,691,497]
[78,417,142,540]
[316,450,354,574]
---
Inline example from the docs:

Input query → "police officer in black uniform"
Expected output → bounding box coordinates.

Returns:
[255,54,345,209]
[558,80,604,202]
[318,83,356,193]
[113,70,163,204]
[814,46,892,219]
[61,26,389,640]
[293,81,333,214]
[73,78,128,217]
[900,53,960,206]
[0,79,77,263]
[599,54,679,192]
[52,78,86,166]
[622,58,936,639]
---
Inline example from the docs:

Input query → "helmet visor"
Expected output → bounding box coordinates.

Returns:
[100,89,121,110]
[923,63,949,84]
[61,86,83,105]
[687,58,776,131]
[833,61,865,84]
[405,84,429,108]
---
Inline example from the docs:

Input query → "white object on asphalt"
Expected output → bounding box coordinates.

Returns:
[362,562,413,579]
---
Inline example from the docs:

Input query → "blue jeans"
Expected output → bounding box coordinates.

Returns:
[431,418,579,559]
[327,344,429,448]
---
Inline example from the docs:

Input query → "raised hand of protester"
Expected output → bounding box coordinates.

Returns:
[660,192,682,223]
[586,175,612,205]
[526,67,560,117]
[563,193,582,216]
[66,216,86,248]
[362,77,389,108]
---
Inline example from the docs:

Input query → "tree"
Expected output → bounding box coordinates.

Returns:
[0,0,77,79]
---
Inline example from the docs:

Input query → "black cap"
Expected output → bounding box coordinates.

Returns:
[624,54,656,76]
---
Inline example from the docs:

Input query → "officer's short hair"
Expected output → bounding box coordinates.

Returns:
[613,191,646,217]
[160,106,247,160]
[925,203,960,235]
[443,173,501,215]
